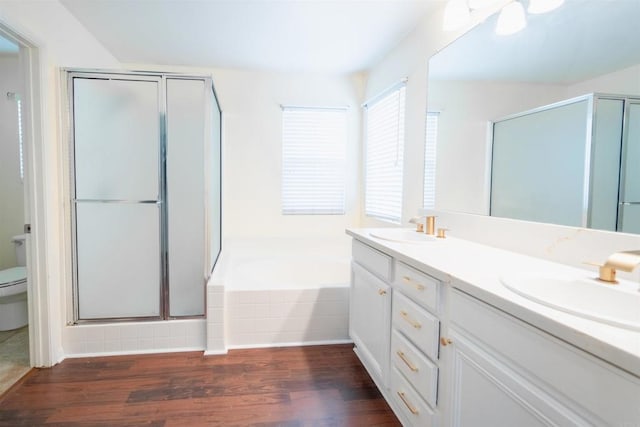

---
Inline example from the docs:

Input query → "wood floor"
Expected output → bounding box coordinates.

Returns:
[0,344,400,426]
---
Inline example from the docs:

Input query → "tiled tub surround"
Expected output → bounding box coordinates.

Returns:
[210,237,352,350]
[347,228,640,425]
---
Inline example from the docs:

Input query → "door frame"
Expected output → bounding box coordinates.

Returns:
[0,19,53,366]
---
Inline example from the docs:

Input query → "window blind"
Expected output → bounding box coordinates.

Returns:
[281,107,347,215]
[424,112,439,209]
[364,85,406,223]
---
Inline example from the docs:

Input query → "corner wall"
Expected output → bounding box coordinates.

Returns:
[212,69,364,241]
[361,2,508,227]
[368,3,640,280]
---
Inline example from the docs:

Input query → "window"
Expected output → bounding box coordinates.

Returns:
[423,112,439,209]
[7,92,24,180]
[281,106,347,215]
[364,84,406,223]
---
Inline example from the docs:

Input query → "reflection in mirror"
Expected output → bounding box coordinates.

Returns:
[427,0,640,234]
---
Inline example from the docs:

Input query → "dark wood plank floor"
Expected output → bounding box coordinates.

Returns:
[0,344,400,426]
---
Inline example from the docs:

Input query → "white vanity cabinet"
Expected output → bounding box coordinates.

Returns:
[349,240,393,388]
[389,262,442,426]
[348,231,640,427]
[349,238,444,426]
[442,289,640,426]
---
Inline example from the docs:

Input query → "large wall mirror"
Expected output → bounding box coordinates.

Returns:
[428,0,640,234]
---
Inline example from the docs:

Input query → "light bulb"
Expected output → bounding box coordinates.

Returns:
[495,1,527,35]
[468,0,503,10]
[528,0,564,14]
[443,0,471,31]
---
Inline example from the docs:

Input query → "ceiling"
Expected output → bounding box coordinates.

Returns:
[60,0,443,74]
[429,0,640,84]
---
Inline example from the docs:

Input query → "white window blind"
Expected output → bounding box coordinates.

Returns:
[281,107,347,215]
[364,85,406,223]
[424,112,439,209]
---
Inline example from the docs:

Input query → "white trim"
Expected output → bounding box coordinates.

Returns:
[362,78,408,108]
[226,339,353,350]
[64,347,207,359]
[0,18,53,366]
[280,104,349,111]
[203,349,228,356]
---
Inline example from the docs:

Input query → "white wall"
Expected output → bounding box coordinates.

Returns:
[568,63,640,97]
[0,0,120,365]
[429,80,567,214]
[0,54,22,269]
[214,69,364,240]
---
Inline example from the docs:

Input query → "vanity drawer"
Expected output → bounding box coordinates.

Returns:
[392,291,440,361]
[391,329,438,407]
[352,239,392,282]
[394,261,439,313]
[390,366,436,427]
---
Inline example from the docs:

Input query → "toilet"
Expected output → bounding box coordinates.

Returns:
[0,235,28,331]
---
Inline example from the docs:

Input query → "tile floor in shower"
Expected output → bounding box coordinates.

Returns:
[0,326,30,396]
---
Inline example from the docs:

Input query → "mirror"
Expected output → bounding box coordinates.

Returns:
[428,0,640,233]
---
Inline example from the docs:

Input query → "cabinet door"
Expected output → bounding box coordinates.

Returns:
[443,328,592,427]
[350,261,391,387]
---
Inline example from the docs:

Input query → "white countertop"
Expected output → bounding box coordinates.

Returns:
[347,228,640,378]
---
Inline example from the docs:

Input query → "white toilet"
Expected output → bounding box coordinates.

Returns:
[0,235,28,331]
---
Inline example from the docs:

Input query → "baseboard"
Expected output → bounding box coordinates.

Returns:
[203,348,228,356]
[226,338,353,351]
[64,346,206,359]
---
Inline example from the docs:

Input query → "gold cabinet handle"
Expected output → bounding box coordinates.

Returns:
[396,350,418,372]
[402,275,425,291]
[400,310,421,329]
[378,289,387,296]
[397,391,419,415]
[440,337,453,346]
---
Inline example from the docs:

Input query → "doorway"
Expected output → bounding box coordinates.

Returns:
[0,34,29,394]
[0,17,49,388]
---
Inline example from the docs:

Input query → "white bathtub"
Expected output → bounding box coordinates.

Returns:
[213,237,352,349]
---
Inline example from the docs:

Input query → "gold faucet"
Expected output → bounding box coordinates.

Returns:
[593,250,640,283]
[408,215,437,235]
[409,216,425,232]
[426,216,436,235]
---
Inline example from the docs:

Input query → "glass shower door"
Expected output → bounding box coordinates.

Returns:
[72,76,162,320]
[619,101,640,233]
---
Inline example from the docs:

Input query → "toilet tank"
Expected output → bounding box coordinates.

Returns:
[12,234,27,267]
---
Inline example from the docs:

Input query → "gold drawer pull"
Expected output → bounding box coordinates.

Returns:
[402,275,425,291]
[440,337,453,346]
[400,310,421,329]
[396,350,418,372]
[397,391,419,415]
[378,289,387,296]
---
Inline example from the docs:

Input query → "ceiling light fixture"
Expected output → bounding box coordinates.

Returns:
[495,1,527,36]
[443,0,471,32]
[527,0,564,14]
[467,0,504,10]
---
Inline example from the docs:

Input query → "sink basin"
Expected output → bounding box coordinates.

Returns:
[501,273,640,331]
[369,229,437,244]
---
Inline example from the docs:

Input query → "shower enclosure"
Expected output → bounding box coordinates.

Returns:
[490,93,640,234]
[67,71,221,321]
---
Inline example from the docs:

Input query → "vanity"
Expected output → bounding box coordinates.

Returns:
[347,228,640,426]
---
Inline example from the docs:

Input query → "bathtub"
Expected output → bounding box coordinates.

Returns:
[212,237,352,349]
